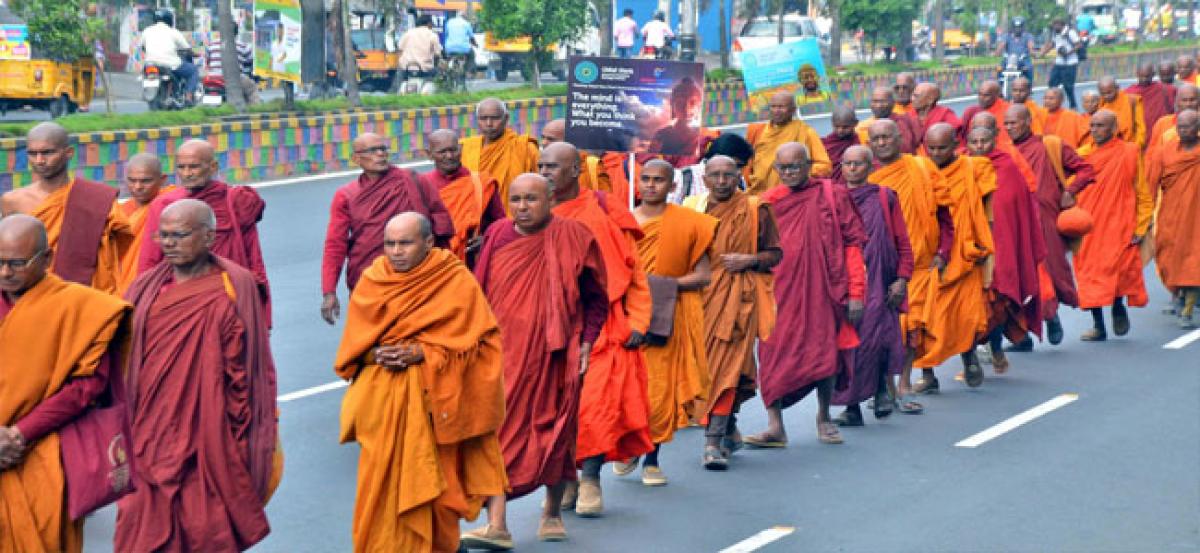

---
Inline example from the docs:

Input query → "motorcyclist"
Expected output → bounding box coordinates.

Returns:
[143,9,198,100]
[993,17,1036,82]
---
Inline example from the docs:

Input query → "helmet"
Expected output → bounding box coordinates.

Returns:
[1011,17,1025,30]
[154,9,174,27]
[1056,206,1094,237]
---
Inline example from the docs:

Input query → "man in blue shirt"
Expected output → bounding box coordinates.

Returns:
[444,11,476,57]
[992,17,1036,82]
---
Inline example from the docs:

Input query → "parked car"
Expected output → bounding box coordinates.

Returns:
[731,14,829,69]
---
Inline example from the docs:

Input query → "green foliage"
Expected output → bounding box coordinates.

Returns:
[9,0,105,61]
[841,0,919,48]
[706,68,744,82]
[480,0,590,53]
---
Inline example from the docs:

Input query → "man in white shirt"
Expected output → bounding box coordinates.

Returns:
[641,12,674,57]
[1041,18,1082,110]
[398,14,442,77]
[614,9,638,58]
[142,10,197,96]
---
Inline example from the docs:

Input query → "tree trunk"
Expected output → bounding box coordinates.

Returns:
[776,0,784,44]
[531,47,542,89]
[828,0,840,66]
[933,0,945,62]
[217,0,247,113]
[599,0,613,56]
[719,0,729,68]
[94,59,114,113]
[387,0,403,93]
[336,0,362,106]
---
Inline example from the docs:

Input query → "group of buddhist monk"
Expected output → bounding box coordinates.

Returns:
[2,52,1198,552]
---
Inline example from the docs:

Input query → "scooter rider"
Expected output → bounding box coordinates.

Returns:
[993,17,1036,82]
[143,9,198,99]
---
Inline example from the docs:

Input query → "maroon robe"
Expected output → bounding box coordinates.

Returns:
[118,256,278,552]
[985,149,1047,338]
[758,180,867,408]
[821,132,860,183]
[912,106,963,141]
[1011,133,1096,314]
[1125,82,1174,147]
[474,217,608,498]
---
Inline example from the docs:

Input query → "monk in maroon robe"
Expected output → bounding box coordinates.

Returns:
[911,83,962,141]
[961,81,1012,145]
[1126,62,1174,149]
[319,132,455,325]
[966,127,1047,371]
[463,174,609,547]
[118,200,279,552]
[823,106,861,183]
[744,143,867,447]
[856,87,921,153]
[832,145,913,426]
[1005,104,1095,347]
[137,140,272,324]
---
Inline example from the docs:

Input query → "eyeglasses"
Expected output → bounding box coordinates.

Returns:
[354,145,389,156]
[0,249,47,270]
[155,229,196,242]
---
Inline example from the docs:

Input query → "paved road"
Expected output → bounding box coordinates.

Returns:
[78,80,1200,552]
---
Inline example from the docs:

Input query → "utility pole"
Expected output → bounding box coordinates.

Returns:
[933,0,945,62]
[679,0,697,60]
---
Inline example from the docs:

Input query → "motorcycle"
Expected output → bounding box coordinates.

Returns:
[142,50,197,110]
[200,75,225,107]
[640,37,676,60]
[998,53,1027,100]
[399,63,436,96]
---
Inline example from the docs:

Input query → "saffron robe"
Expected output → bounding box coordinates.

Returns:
[961,99,1013,145]
[1125,82,1173,146]
[553,189,655,463]
[1148,114,1179,152]
[821,132,860,183]
[335,251,507,553]
[1098,91,1147,149]
[1043,107,1092,149]
[474,217,608,497]
[1147,141,1200,288]
[745,120,833,194]
[1022,100,1048,134]
[421,167,503,262]
[460,129,539,211]
[758,181,867,408]
[1075,139,1152,309]
[916,156,996,368]
[856,114,922,154]
[984,148,1047,339]
[33,179,133,294]
[118,186,176,293]
[636,205,717,443]
[118,257,278,553]
[0,274,129,553]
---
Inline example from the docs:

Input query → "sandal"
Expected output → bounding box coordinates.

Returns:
[992,351,1010,374]
[873,391,894,419]
[833,408,864,427]
[612,457,638,476]
[743,432,787,448]
[460,525,515,551]
[1081,328,1107,342]
[1113,310,1131,336]
[702,446,729,471]
[817,421,844,444]
[898,394,924,414]
[537,517,567,542]
[964,362,984,388]
[720,436,743,456]
[913,377,940,395]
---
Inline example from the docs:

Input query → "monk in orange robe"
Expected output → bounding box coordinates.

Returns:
[540,119,609,193]
[462,174,608,547]
[1010,78,1047,134]
[892,72,916,116]
[856,87,923,154]
[1177,55,1200,86]
[117,153,176,293]
[1127,63,1175,148]
[868,119,953,409]
[1147,109,1200,328]
[1072,111,1153,342]
[1,123,132,294]
[460,97,540,208]
[961,81,1012,145]
[119,200,280,552]
[1097,76,1146,149]
[920,124,996,388]
[746,91,832,194]
[632,160,715,482]
[545,142,654,515]
[0,215,130,553]
[1148,84,1198,152]
[422,129,504,263]
[334,213,506,552]
[1043,87,1091,149]
[681,156,779,469]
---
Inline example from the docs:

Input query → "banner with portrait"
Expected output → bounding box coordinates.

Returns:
[739,38,832,111]
[0,24,30,61]
[252,0,302,83]
[565,56,706,158]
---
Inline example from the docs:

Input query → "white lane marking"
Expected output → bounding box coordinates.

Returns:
[277,380,348,403]
[718,526,796,553]
[1164,329,1200,350]
[955,393,1078,448]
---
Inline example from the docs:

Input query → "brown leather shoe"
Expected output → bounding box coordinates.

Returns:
[460,525,514,551]
[575,478,603,517]
[537,517,568,542]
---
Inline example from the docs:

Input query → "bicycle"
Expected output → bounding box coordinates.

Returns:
[436,53,471,94]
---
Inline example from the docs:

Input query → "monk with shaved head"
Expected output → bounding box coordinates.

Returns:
[1097,76,1146,148]
[1,122,133,294]
[682,155,780,469]
[831,144,913,426]
[462,173,608,547]
[1177,55,1198,86]
[461,97,540,207]
[960,80,1011,144]
[1149,84,1199,151]
[744,141,866,448]
[1043,87,1091,149]
[1127,62,1173,147]
[1010,77,1047,134]
[422,128,504,263]
[334,211,506,551]
[1005,101,1096,350]
[119,198,279,551]
[856,86,922,153]
[117,153,174,292]
[0,213,130,553]
[1073,110,1152,341]
[318,132,454,325]
[137,139,273,322]
[918,123,996,388]
[745,90,832,194]
[538,141,654,513]
[1081,89,1102,116]
[892,72,917,115]
[822,105,860,182]
[1147,109,1200,328]
[540,118,610,194]
[911,82,961,141]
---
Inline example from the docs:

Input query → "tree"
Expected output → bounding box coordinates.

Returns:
[217,0,247,113]
[11,0,103,61]
[332,0,361,106]
[827,0,841,66]
[841,0,918,62]
[480,0,589,89]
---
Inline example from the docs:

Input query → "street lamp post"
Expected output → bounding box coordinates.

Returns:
[679,0,697,61]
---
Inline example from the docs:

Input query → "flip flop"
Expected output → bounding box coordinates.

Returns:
[964,362,984,388]
[702,446,729,471]
[992,352,1010,374]
[833,409,864,427]
[743,433,788,448]
[1113,310,1131,336]
[817,421,844,444]
[913,377,940,395]
[898,394,924,415]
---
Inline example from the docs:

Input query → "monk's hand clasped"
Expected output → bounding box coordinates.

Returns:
[0,427,27,470]
[375,343,423,371]
[720,253,758,273]
[579,342,592,376]
[466,235,485,255]
[932,254,947,275]
[321,293,341,325]
[1060,191,1076,209]
[623,330,646,349]
[886,278,908,308]
[847,299,865,324]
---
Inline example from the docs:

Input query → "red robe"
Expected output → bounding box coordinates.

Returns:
[961,99,1013,145]
[759,181,867,408]
[118,256,278,552]
[474,218,608,497]
[912,106,963,141]
[984,149,1047,339]
[821,132,860,183]
[1125,82,1173,147]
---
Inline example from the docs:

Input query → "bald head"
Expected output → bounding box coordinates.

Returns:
[1089,109,1119,146]
[870,86,896,118]
[161,198,217,231]
[831,105,858,139]
[427,129,463,175]
[1004,104,1033,142]
[1159,61,1177,84]
[1177,55,1196,77]
[27,122,69,148]
[158,199,216,270]
[1178,109,1199,146]
[1176,84,1199,112]
[475,98,509,141]
[0,214,50,295]
[912,82,939,111]
[966,126,997,156]
[867,119,902,163]
[774,142,811,188]
[541,119,566,145]
[539,142,581,200]
[895,73,916,106]
[383,212,433,272]
[1082,90,1101,114]
[1010,77,1033,104]
[841,145,873,186]
[971,111,998,131]
[428,129,458,149]
[979,81,1001,108]
[387,211,432,240]
[1136,62,1155,86]
[925,123,958,168]
[175,139,218,191]
[25,122,74,184]
[0,214,48,253]
[768,90,798,125]
[1097,76,1119,102]
[125,153,166,206]
[509,173,554,233]
[1043,87,1065,112]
